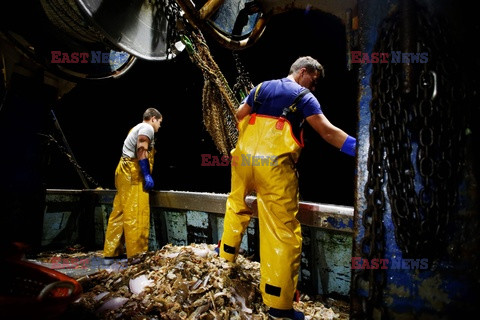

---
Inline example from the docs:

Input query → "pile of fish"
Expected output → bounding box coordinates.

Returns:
[73,243,346,319]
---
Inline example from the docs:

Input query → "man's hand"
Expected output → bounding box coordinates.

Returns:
[139,158,154,191]
[143,173,154,191]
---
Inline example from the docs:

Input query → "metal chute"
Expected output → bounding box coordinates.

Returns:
[74,0,183,61]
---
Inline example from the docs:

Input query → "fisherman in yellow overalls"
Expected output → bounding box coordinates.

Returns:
[103,108,162,262]
[219,56,356,319]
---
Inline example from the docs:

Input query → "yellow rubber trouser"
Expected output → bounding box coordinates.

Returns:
[103,152,154,258]
[220,114,303,310]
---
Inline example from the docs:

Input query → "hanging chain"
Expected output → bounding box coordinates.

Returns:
[155,1,244,155]
[152,0,184,57]
[353,2,469,318]
[380,5,466,261]
[40,133,101,189]
[232,51,254,102]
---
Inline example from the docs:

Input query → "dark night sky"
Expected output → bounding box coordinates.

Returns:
[45,9,357,206]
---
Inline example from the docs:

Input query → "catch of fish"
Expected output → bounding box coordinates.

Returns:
[69,243,347,319]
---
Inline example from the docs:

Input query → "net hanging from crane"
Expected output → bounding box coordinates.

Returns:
[182,30,242,156]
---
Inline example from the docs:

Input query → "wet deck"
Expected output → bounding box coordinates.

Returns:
[44,189,354,298]
[27,245,350,320]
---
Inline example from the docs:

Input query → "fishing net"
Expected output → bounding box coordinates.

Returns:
[183,30,240,156]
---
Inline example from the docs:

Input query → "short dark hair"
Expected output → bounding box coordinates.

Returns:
[289,56,325,78]
[143,108,162,120]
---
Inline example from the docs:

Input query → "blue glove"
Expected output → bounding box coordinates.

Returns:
[139,158,154,191]
[340,135,356,157]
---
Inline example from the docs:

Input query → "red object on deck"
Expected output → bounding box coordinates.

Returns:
[0,248,83,320]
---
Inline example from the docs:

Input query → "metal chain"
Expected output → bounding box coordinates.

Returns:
[353,2,468,318]
[232,51,254,102]
[40,133,101,189]
[151,0,184,57]
[158,2,257,154]
[381,5,466,260]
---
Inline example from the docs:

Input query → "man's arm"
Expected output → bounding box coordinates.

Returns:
[137,134,154,190]
[306,113,356,156]
[306,114,348,148]
[136,135,150,160]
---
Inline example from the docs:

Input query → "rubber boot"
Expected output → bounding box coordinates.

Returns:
[268,308,305,320]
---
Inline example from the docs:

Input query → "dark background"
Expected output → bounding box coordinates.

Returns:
[45,9,357,206]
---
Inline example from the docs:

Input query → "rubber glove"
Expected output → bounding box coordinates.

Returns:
[139,158,154,191]
[340,135,356,157]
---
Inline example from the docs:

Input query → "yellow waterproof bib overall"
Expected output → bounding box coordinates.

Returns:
[220,113,303,310]
[104,150,154,258]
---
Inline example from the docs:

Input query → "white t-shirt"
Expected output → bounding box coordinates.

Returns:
[121,123,155,158]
